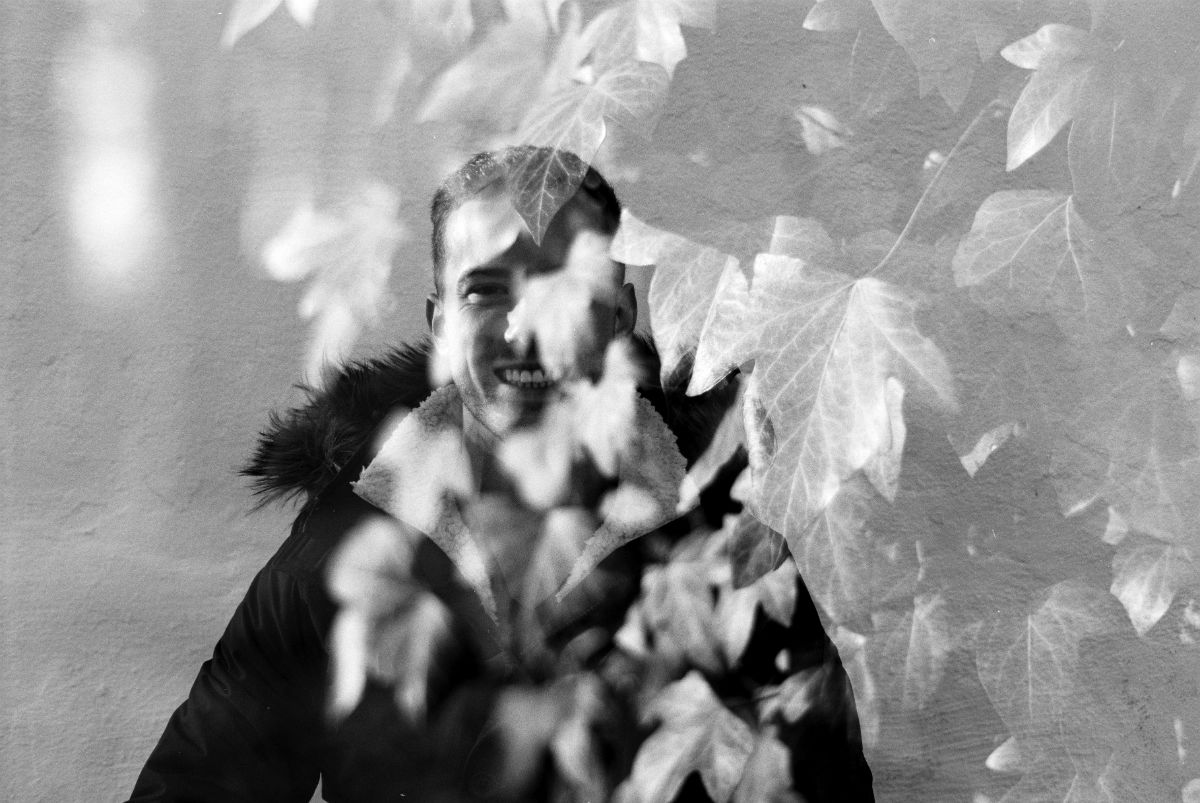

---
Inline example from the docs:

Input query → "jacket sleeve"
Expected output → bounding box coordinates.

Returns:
[127,565,332,803]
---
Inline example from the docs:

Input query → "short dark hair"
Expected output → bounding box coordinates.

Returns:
[429,146,622,295]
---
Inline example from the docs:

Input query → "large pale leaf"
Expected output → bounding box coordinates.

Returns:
[625,671,755,803]
[1110,536,1197,635]
[785,474,918,627]
[730,252,955,536]
[685,216,835,393]
[1000,24,1092,71]
[976,580,1125,743]
[952,191,1156,341]
[512,61,669,240]
[1067,61,1157,220]
[1005,60,1093,170]
[1002,24,1097,170]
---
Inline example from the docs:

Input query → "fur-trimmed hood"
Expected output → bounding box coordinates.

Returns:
[243,335,738,506]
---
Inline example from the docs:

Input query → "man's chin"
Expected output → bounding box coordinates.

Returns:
[467,386,555,436]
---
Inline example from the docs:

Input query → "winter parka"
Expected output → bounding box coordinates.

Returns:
[126,338,873,803]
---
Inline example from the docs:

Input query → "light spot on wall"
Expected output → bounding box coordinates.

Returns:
[57,18,162,296]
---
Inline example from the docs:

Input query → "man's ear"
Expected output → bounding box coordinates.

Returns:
[426,293,444,339]
[614,282,637,337]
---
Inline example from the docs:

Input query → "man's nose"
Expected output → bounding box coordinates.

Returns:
[504,298,534,357]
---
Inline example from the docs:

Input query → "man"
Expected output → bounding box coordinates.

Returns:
[128,147,872,801]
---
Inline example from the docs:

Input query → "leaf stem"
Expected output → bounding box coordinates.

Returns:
[869,101,1005,277]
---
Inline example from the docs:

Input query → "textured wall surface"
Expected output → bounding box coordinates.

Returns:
[1,3,428,799]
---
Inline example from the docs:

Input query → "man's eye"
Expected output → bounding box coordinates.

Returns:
[465,284,510,304]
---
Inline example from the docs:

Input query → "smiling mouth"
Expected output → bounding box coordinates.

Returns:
[495,364,555,389]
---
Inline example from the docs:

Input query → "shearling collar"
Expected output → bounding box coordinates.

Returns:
[351,382,688,618]
[242,336,739,508]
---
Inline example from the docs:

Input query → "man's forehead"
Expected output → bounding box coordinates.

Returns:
[442,189,614,276]
[442,193,525,275]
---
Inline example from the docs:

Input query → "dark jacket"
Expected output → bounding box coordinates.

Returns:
[127,339,872,802]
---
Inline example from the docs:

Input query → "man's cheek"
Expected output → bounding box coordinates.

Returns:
[431,308,470,387]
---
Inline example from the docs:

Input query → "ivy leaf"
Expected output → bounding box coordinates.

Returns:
[728,511,789,590]
[549,676,611,802]
[283,0,318,27]
[847,31,919,122]
[759,668,822,724]
[952,191,1157,341]
[1068,60,1158,220]
[513,61,669,240]
[416,17,549,130]
[1001,25,1097,169]
[221,0,316,48]
[793,105,848,155]
[407,0,474,49]
[728,252,956,537]
[1051,341,1200,542]
[976,580,1125,743]
[937,311,1071,460]
[999,23,1093,71]
[868,0,1000,110]
[731,731,802,803]
[872,593,956,711]
[678,380,745,513]
[611,211,746,389]
[1110,536,1197,635]
[489,682,575,796]
[718,561,798,665]
[785,474,918,627]
[641,561,723,673]
[986,735,1025,773]
[1176,92,1200,191]
[767,215,836,264]
[326,517,455,721]
[625,671,755,803]
[633,0,715,77]
[803,0,872,32]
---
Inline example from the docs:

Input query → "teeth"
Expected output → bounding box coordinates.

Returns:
[501,367,551,388]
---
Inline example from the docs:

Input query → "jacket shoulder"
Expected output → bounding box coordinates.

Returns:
[243,340,434,506]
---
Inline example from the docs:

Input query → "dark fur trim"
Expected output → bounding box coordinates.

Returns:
[242,339,434,505]
[242,334,739,506]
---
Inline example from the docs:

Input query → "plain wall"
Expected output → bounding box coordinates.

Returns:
[1,2,432,799]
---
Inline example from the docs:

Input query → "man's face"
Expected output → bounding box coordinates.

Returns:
[428,188,635,436]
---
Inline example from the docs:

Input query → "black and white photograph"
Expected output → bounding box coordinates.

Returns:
[4,1,1200,800]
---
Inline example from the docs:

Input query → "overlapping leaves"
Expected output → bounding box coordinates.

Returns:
[952,190,1158,341]
[976,580,1130,792]
[805,0,1008,110]
[622,671,755,803]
